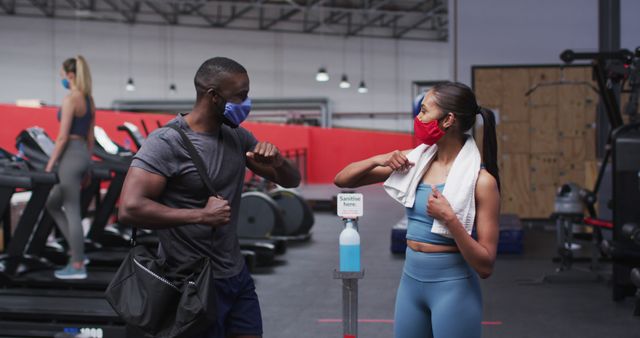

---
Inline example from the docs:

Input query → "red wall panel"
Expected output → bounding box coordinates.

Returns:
[0,105,413,184]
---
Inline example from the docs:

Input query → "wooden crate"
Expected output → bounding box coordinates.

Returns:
[501,69,530,123]
[559,166,586,187]
[473,65,596,219]
[528,68,560,107]
[584,130,597,160]
[559,137,586,168]
[530,184,557,218]
[497,122,530,154]
[584,160,599,190]
[530,154,559,186]
[475,68,502,107]
[530,106,558,154]
[500,153,531,216]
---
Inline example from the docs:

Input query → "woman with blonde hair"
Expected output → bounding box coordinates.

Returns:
[45,55,96,280]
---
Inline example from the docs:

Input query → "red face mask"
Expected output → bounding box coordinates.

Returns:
[414,116,445,145]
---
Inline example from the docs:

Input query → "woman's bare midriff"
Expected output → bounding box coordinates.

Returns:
[407,239,459,253]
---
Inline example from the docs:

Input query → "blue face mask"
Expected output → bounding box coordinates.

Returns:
[223,98,251,128]
[61,78,70,90]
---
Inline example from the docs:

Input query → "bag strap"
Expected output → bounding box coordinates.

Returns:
[165,123,218,196]
[130,123,219,247]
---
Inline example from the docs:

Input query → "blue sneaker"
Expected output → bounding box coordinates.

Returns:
[54,264,87,280]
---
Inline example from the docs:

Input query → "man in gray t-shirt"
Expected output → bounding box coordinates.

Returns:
[119,57,301,338]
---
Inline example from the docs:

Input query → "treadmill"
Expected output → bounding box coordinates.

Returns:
[2,128,117,290]
[16,127,131,267]
[118,121,148,150]
[0,163,141,337]
[88,126,158,250]
[0,288,143,337]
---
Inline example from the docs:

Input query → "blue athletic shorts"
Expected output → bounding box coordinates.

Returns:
[195,264,263,338]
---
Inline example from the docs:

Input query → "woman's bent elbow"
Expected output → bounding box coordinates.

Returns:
[477,265,494,279]
[334,174,352,188]
[478,270,493,279]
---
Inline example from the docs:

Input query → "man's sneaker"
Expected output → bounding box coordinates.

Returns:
[54,264,87,280]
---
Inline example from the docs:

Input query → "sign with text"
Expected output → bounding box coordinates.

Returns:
[337,193,364,219]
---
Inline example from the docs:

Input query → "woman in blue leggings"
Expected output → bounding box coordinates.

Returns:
[335,82,500,338]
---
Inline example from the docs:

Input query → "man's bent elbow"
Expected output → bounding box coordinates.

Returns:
[281,178,301,188]
[279,172,301,188]
[118,199,138,225]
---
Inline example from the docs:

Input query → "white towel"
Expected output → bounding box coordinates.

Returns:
[383,136,481,238]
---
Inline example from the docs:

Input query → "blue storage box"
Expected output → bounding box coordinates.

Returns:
[390,217,408,254]
[497,214,524,254]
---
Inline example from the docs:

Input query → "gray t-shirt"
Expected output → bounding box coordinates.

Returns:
[130,114,257,278]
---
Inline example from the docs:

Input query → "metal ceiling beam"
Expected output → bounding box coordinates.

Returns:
[300,0,324,31]
[259,0,325,30]
[28,0,54,17]
[304,10,349,32]
[5,0,448,41]
[65,0,93,10]
[2,13,441,41]
[196,1,264,28]
[65,0,77,9]
[193,0,430,16]
[368,0,393,10]
[195,7,216,25]
[173,1,203,15]
[347,12,384,36]
[381,14,401,27]
[393,0,443,38]
[0,0,17,14]
[103,0,139,23]
[261,7,299,30]
[145,0,177,24]
[408,0,435,12]
[219,2,256,26]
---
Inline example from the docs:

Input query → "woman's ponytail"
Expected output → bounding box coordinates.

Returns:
[74,55,92,97]
[478,106,500,191]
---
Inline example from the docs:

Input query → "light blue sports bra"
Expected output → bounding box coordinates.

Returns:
[405,183,457,246]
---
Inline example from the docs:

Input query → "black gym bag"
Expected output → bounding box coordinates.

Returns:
[105,123,221,338]
[105,244,216,337]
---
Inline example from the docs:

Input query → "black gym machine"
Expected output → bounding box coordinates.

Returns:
[0,129,119,289]
[559,47,640,308]
[0,149,140,337]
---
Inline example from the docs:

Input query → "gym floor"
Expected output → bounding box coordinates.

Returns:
[253,185,639,338]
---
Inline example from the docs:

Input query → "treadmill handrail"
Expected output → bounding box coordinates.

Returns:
[0,174,32,189]
[0,168,58,185]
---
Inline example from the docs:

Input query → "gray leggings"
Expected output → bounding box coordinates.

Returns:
[46,139,91,264]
